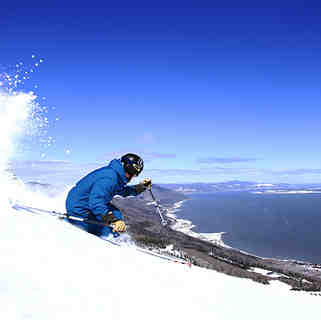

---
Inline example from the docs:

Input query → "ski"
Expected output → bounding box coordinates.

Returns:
[12,203,190,266]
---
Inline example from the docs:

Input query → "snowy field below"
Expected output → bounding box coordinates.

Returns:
[1,205,319,320]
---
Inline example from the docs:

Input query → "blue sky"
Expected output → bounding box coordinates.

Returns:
[2,1,321,183]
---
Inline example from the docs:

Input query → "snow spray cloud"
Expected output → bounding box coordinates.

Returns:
[0,58,49,211]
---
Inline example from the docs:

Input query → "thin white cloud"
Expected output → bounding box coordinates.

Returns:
[10,160,101,186]
[197,157,258,164]
[273,169,321,175]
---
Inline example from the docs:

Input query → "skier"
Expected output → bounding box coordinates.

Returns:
[65,153,152,237]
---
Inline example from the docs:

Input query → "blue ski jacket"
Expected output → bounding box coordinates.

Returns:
[66,159,137,221]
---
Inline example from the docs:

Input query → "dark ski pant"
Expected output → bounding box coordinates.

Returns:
[67,211,113,237]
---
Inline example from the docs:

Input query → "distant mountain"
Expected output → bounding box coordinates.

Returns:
[23,179,321,195]
[136,184,187,205]
[158,181,321,194]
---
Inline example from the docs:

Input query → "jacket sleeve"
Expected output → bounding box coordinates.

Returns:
[118,185,138,197]
[88,178,114,221]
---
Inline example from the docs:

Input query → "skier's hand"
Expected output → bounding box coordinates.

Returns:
[141,178,152,189]
[111,220,126,233]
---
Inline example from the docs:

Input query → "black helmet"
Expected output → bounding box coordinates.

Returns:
[121,153,144,177]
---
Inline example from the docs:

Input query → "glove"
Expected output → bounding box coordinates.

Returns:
[141,178,152,189]
[134,178,152,194]
[111,220,126,233]
[102,211,119,224]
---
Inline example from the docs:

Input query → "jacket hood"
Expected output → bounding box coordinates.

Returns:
[108,159,128,185]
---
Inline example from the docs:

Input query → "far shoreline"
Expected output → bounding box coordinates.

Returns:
[165,195,319,266]
[165,199,230,249]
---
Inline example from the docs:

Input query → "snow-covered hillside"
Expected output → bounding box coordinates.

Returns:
[0,89,319,320]
[2,197,321,320]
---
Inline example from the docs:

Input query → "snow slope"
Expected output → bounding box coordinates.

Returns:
[1,201,320,320]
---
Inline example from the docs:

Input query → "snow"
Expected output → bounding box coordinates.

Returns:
[1,206,320,320]
[0,89,320,320]
[253,190,321,194]
[250,267,285,278]
[2,205,321,320]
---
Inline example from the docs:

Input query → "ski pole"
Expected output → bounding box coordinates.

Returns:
[13,204,120,237]
[149,188,168,226]
[66,214,110,227]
